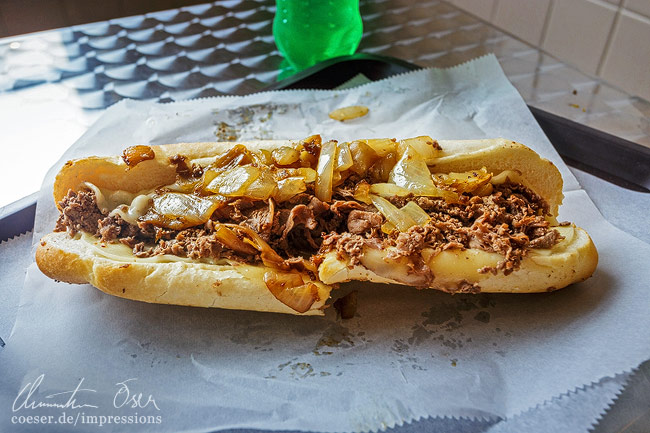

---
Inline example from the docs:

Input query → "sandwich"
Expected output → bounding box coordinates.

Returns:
[36,135,598,315]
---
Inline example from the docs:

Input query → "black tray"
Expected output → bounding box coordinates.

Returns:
[2,53,649,244]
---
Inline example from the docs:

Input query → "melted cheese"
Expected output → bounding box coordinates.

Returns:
[82,182,154,225]
[109,194,154,225]
[79,232,234,265]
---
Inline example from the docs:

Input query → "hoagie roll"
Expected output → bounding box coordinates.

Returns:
[37,136,598,315]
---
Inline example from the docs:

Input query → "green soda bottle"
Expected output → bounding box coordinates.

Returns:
[273,0,363,71]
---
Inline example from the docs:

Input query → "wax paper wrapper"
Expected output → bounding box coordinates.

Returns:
[2,55,649,432]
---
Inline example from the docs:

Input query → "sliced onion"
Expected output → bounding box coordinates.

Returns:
[369,183,412,197]
[335,142,353,171]
[122,145,155,168]
[165,178,201,193]
[474,182,494,196]
[275,167,317,183]
[401,136,440,164]
[362,138,396,157]
[205,165,260,196]
[264,271,319,313]
[434,167,491,194]
[401,201,430,226]
[328,105,369,121]
[381,220,397,234]
[370,195,416,232]
[214,225,258,255]
[213,144,252,170]
[223,223,288,270]
[389,143,436,193]
[369,151,397,182]
[147,192,219,229]
[315,140,337,202]
[353,182,372,204]
[275,177,307,202]
[349,140,379,175]
[299,150,318,168]
[200,168,220,191]
[272,146,301,166]
[245,168,277,200]
[489,169,524,186]
[253,149,273,166]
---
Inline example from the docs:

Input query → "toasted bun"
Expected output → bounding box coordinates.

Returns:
[318,224,598,292]
[36,231,331,315]
[38,137,597,313]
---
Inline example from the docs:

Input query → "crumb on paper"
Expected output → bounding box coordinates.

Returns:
[213,104,294,141]
[215,121,238,141]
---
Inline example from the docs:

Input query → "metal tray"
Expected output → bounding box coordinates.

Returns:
[1,53,648,243]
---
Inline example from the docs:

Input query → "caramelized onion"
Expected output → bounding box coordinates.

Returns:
[353,181,372,204]
[389,143,436,193]
[213,144,252,169]
[362,138,396,157]
[389,144,459,201]
[401,136,440,164]
[253,149,273,166]
[275,177,307,202]
[264,271,319,313]
[369,151,397,182]
[147,193,219,229]
[122,145,155,169]
[165,178,201,193]
[214,225,258,255]
[301,135,322,156]
[274,167,317,183]
[328,105,369,121]
[348,141,379,175]
[370,195,416,232]
[245,168,277,200]
[315,140,337,202]
[223,224,288,270]
[272,146,301,166]
[434,167,491,194]
[335,142,353,171]
[369,183,412,197]
[205,165,260,196]
[401,201,430,225]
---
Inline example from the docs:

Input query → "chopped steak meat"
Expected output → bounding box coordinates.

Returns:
[55,177,562,277]
[347,210,383,234]
[55,190,104,235]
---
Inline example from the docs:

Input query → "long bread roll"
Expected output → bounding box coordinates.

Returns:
[37,136,598,315]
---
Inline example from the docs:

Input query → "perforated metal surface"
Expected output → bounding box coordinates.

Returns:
[0,0,648,207]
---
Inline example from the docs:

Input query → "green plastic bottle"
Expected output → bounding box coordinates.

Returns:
[273,0,363,71]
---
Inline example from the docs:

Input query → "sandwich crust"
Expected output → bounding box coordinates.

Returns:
[37,231,331,315]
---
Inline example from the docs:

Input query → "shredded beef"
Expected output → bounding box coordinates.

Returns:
[56,178,561,276]
[347,210,382,235]
[55,190,104,235]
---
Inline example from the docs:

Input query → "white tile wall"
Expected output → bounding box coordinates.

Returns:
[492,0,551,46]
[600,10,650,101]
[449,0,650,102]
[624,0,650,17]
[542,0,617,75]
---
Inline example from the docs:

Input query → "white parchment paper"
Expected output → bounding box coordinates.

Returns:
[2,55,649,432]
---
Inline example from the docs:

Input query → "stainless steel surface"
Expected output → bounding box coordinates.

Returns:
[1,0,649,207]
